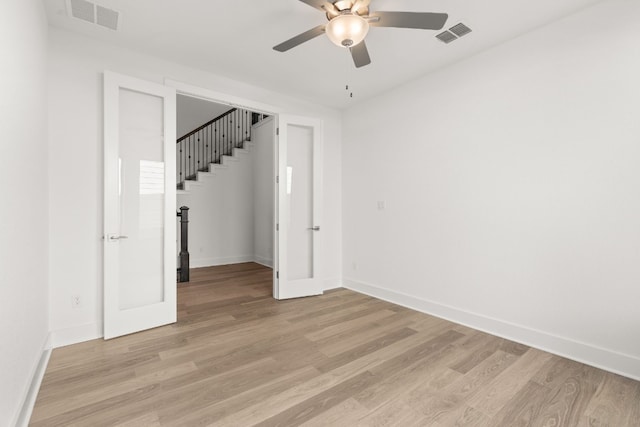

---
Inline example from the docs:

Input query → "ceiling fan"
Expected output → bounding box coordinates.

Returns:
[273,0,449,68]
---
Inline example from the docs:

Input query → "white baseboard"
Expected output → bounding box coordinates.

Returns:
[51,322,103,348]
[190,255,255,268]
[323,277,342,291]
[13,333,52,427]
[253,256,273,268]
[343,278,640,381]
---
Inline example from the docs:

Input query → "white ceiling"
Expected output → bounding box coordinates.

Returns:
[44,0,605,109]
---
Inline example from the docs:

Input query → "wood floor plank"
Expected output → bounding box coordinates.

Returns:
[583,373,640,427]
[405,350,518,424]
[253,371,379,427]
[533,359,606,427]
[468,348,553,417]
[160,366,321,426]
[113,412,161,427]
[490,380,550,426]
[314,327,418,373]
[303,309,397,341]
[450,332,504,374]
[434,404,492,427]
[353,342,462,410]
[315,311,424,357]
[355,399,426,427]
[30,263,640,426]
[299,398,368,427]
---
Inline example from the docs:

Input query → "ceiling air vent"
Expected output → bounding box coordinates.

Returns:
[67,0,120,30]
[69,0,95,23]
[436,31,457,44]
[96,5,119,30]
[449,23,472,38]
[436,22,472,44]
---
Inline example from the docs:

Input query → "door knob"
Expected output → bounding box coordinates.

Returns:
[307,226,320,231]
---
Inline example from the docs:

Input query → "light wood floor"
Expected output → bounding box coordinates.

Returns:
[32,263,640,426]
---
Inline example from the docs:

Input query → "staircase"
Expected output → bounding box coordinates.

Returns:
[177,108,267,189]
[175,114,275,269]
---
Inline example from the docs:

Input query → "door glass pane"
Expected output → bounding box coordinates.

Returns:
[286,124,314,280]
[118,88,165,310]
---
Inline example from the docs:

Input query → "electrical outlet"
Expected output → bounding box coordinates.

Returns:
[72,295,82,309]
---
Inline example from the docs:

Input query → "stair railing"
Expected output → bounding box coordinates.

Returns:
[176,108,267,188]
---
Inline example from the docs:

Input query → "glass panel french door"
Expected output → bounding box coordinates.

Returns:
[103,71,176,339]
[275,115,323,299]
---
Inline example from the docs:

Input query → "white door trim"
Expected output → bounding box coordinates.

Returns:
[164,79,283,115]
[164,79,283,296]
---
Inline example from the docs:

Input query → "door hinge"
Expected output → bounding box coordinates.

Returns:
[276,175,279,183]
[276,271,279,279]
[276,223,279,231]
[276,127,279,135]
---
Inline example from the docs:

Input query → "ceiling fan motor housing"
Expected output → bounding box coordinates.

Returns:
[325,12,370,48]
[330,0,369,16]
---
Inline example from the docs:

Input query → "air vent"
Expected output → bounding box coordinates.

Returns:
[67,0,119,30]
[436,31,457,44]
[449,23,472,38]
[436,22,472,44]
[96,5,119,30]
[69,0,94,23]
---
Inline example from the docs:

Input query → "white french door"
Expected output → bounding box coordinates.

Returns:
[274,115,323,299]
[103,71,177,339]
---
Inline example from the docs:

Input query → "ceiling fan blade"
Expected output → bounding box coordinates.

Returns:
[351,0,371,14]
[369,12,448,30]
[273,25,326,52]
[350,41,371,68]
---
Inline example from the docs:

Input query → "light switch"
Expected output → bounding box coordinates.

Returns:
[377,201,385,210]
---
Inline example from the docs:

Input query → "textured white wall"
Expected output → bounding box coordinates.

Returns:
[177,148,255,268]
[47,28,342,347]
[342,0,640,379]
[0,0,50,424]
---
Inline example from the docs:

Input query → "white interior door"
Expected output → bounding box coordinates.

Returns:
[103,71,177,339]
[275,115,323,299]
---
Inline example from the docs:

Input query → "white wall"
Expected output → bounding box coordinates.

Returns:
[253,118,276,267]
[47,28,342,347]
[177,146,255,268]
[342,0,640,380]
[0,0,50,424]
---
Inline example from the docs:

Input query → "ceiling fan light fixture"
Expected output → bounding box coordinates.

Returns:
[325,13,369,48]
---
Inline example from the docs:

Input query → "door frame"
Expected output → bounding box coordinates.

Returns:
[164,79,284,296]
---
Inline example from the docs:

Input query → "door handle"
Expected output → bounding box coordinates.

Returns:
[307,226,320,231]
[109,235,129,240]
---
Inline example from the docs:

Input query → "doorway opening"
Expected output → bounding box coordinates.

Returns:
[175,94,276,300]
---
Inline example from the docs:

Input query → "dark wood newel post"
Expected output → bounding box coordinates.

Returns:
[177,206,190,283]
